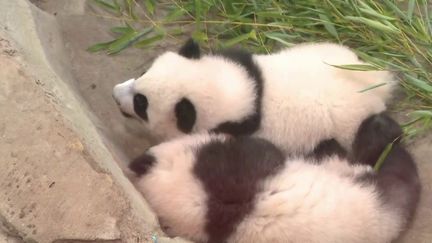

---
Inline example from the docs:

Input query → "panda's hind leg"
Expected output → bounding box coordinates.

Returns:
[352,113,420,224]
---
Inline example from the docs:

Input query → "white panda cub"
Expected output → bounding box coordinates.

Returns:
[113,39,395,154]
[129,113,420,243]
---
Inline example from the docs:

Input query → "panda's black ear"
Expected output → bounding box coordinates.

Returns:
[178,38,200,59]
[129,152,156,176]
[175,98,196,133]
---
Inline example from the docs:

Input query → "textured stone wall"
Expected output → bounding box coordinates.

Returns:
[0,1,188,242]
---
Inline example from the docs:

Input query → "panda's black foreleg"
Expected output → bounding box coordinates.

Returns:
[351,112,403,166]
[352,113,421,224]
[307,139,347,161]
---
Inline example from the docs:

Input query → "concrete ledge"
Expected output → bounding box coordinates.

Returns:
[0,0,186,242]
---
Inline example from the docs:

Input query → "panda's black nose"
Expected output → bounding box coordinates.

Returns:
[133,94,149,121]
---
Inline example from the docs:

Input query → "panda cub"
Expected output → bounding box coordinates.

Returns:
[113,39,395,154]
[129,113,420,243]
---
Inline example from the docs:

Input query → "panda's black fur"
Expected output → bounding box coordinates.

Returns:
[130,113,420,243]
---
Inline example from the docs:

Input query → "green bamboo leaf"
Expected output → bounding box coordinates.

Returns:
[358,7,397,21]
[405,74,432,92]
[407,0,416,22]
[164,8,187,22]
[134,33,165,48]
[107,27,153,54]
[192,31,208,42]
[264,32,294,47]
[318,14,339,39]
[124,0,137,20]
[170,28,184,36]
[423,0,432,35]
[195,0,202,26]
[93,0,120,12]
[381,0,407,19]
[223,30,256,48]
[110,26,133,34]
[411,110,432,118]
[357,1,396,21]
[87,40,115,52]
[358,83,387,93]
[325,63,383,71]
[144,0,156,14]
[374,142,394,172]
[255,11,289,19]
[344,16,400,33]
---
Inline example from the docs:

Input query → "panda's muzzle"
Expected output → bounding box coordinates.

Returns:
[113,78,137,118]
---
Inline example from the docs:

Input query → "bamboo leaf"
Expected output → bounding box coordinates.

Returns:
[411,110,432,118]
[107,27,153,54]
[111,26,133,34]
[407,0,416,22]
[325,63,384,71]
[223,30,256,47]
[381,0,407,19]
[87,40,115,52]
[144,0,156,14]
[405,74,432,93]
[124,0,137,20]
[344,16,400,33]
[358,83,387,93]
[135,33,165,48]
[192,31,208,42]
[374,142,394,172]
[264,32,294,47]
[318,14,339,39]
[93,0,120,12]
[164,8,187,22]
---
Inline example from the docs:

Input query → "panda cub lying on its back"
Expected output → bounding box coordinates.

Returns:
[113,39,395,154]
[129,113,420,243]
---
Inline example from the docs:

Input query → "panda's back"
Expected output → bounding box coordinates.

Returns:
[253,43,394,153]
[229,157,402,243]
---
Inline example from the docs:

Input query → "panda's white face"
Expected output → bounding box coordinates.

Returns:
[129,133,230,242]
[113,43,256,141]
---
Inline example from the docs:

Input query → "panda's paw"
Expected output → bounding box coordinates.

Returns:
[351,113,402,166]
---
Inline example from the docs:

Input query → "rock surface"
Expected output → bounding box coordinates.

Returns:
[0,0,430,242]
[0,0,189,242]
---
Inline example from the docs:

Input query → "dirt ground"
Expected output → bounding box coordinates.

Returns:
[8,0,432,242]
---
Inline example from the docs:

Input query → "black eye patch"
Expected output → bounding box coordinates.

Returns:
[175,98,196,133]
[133,94,149,121]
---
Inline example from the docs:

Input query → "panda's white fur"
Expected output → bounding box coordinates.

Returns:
[253,43,393,153]
[131,114,419,243]
[113,41,395,154]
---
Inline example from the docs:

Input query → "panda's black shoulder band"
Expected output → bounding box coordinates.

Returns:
[212,48,264,136]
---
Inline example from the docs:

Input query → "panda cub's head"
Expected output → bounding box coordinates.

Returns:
[113,39,257,141]
[129,132,285,242]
